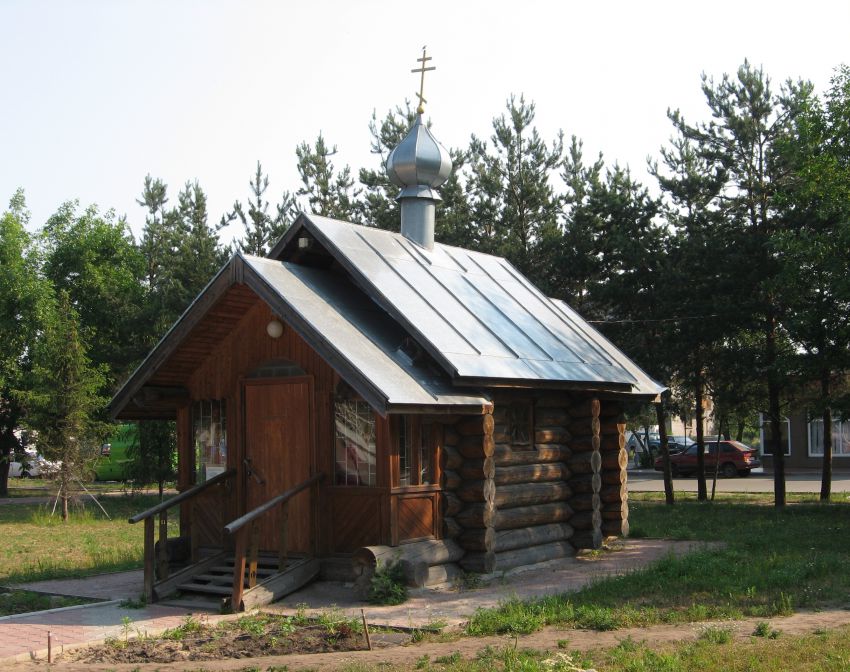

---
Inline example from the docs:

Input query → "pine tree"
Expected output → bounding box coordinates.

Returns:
[434,148,475,248]
[553,137,605,316]
[773,65,850,500]
[358,104,418,231]
[17,291,107,520]
[137,175,171,291]
[296,133,359,221]
[224,161,297,256]
[667,61,813,507]
[170,181,226,315]
[467,95,563,279]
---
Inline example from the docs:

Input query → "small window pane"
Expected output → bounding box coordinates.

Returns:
[398,416,412,487]
[811,418,850,457]
[420,422,433,485]
[334,399,376,486]
[509,403,533,447]
[193,400,227,483]
[838,421,850,455]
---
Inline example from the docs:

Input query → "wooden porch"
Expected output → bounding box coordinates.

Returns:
[129,470,324,612]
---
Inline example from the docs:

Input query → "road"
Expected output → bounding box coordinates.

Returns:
[627,468,850,494]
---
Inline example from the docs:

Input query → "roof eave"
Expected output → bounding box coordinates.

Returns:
[268,213,310,260]
[108,253,244,420]
[452,376,637,394]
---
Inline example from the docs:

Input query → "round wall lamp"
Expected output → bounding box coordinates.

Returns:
[266,318,284,339]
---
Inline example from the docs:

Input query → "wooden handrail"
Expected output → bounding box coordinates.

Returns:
[224,472,324,535]
[128,468,236,524]
[227,471,324,612]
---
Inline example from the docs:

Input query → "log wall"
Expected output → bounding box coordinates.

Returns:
[567,397,604,549]
[444,412,497,573]
[473,396,578,572]
[598,400,629,538]
[446,392,630,574]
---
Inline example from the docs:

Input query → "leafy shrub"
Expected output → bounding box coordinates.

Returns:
[368,560,408,605]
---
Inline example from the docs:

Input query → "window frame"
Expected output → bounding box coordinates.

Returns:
[333,397,378,487]
[807,416,850,458]
[192,398,228,484]
[508,400,535,449]
[391,415,440,491]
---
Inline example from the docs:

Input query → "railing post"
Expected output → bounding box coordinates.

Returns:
[190,501,199,564]
[143,517,155,602]
[278,501,289,571]
[231,529,246,612]
[157,511,169,581]
[310,479,319,555]
[247,520,260,588]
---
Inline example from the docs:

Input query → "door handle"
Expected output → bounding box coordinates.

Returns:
[243,457,266,485]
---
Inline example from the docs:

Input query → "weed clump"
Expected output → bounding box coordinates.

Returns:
[698,624,733,644]
[368,560,408,605]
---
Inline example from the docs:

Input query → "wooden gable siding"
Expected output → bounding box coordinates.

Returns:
[171,284,391,555]
[148,284,259,388]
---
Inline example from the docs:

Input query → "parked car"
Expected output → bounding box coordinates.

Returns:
[654,440,761,477]
[660,436,695,454]
[8,449,59,478]
[629,433,694,468]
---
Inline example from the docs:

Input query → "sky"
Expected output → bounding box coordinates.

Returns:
[2,0,848,244]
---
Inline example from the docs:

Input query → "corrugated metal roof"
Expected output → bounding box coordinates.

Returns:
[242,255,493,411]
[282,214,664,397]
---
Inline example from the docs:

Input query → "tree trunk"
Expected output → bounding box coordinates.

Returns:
[655,399,674,505]
[60,464,70,522]
[710,417,723,501]
[768,388,786,507]
[735,420,745,442]
[820,371,832,502]
[0,449,9,498]
[695,372,707,501]
[0,420,20,498]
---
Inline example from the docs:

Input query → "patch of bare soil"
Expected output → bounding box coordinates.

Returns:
[65,614,367,664]
[11,609,850,671]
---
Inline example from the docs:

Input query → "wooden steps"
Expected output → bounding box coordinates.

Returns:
[153,551,319,611]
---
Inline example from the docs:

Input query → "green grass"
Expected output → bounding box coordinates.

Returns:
[0,589,94,616]
[3,478,55,497]
[0,494,173,584]
[467,494,850,635]
[333,626,850,671]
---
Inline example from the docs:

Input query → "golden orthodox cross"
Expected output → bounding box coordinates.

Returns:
[412,46,435,114]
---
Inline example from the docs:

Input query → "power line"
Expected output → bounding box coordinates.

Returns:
[587,314,719,325]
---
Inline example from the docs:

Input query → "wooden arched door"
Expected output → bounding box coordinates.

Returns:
[243,377,313,553]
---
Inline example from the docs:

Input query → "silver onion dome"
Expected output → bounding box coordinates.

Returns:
[385,114,453,200]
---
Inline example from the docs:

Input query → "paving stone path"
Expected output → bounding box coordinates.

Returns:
[0,601,199,663]
[0,538,705,665]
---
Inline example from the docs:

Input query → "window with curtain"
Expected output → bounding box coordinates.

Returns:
[334,398,377,486]
[808,417,850,457]
[396,416,435,487]
[193,399,227,483]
